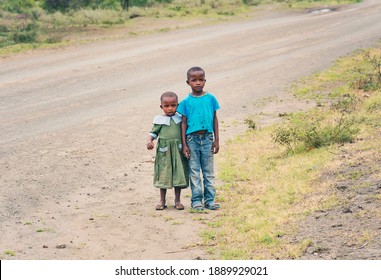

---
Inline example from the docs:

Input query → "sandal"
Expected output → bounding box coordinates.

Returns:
[205,203,220,210]
[174,204,185,210]
[192,205,204,211]
[155,205,167,211]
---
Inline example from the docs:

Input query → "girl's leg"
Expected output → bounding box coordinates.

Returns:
[174,187,184,210]
[156,189,167,210]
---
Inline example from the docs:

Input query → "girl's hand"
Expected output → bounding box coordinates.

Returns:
[182,145,190,159]
[147,141,154,150]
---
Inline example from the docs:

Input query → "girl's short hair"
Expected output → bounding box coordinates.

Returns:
[160,91,178,103]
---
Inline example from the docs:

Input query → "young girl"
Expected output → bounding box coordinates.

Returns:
[147,91,189,210]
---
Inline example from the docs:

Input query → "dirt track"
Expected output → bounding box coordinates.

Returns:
[1,0,381,260]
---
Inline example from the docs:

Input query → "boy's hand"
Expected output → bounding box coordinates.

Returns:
[147,141,154,150]
[183,145,190,159]
[212,140,219,154]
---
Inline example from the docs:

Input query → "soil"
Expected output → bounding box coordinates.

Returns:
[1,0,381,260]
[292,133,381,260]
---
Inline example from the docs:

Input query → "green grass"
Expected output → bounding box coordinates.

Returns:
[203,45,381,259]
[36,228,54,233]
[3,250,16,257]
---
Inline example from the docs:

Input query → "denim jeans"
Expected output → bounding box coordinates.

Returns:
[186,132,216,208]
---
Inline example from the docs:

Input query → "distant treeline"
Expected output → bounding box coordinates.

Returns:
[1,0,259,13]
[0,1,363,14]
[0,1,173,13]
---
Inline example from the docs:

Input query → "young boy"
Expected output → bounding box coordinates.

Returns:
[177,66,220,210]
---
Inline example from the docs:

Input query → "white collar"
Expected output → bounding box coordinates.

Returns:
[153,112,182,126]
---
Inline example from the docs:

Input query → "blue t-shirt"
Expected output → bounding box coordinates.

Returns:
[177,92,220,135]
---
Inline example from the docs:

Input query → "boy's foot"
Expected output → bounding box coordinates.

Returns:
[174,204,185,210]
[155,204,167,210]
[205,203,220,210]
[192,205,204,211]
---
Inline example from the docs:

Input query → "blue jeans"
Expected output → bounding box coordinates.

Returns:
[186,133,216,208]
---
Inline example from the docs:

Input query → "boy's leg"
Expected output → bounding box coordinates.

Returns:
[187,134,203,208]
[201,133,217,208]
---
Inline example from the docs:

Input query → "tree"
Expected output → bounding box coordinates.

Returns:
[43,0,71,12]
[121,0,130,10]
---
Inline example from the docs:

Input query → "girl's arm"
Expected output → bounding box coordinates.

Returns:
[213,111,220,154]
[147,123,161,150]
[181,115,190,159]
[147,135,155,150]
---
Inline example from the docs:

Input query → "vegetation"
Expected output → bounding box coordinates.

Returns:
[3,249,16,256]
[0,0,362,52]
[205,46,381,259]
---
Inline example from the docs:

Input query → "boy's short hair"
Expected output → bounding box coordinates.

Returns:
[187,66,205,80]
[160,91,178,103]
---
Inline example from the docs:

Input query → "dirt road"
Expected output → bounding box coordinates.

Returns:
[1,0,381,260]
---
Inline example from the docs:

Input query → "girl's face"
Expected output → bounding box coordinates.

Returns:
[160,96,178,116]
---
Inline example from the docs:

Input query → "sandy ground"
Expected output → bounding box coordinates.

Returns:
[1,0,381,260]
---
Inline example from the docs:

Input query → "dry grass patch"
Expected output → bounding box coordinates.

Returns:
[212,127,336,259]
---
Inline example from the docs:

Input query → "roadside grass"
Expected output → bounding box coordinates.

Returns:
[36,228,54,233]
[282,0,362,9]
[3,249,16,257]
[205,46,381,259]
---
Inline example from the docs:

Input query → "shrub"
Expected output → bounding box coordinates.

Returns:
[12,22,39,43]
[244,116,257,130]
[272,95,360,152]
[351,50,381,91]
[0,0,36,13]
[43,0,71,12]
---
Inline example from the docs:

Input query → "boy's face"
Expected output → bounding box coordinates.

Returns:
[160,96,178,117]
[187,70,206,94]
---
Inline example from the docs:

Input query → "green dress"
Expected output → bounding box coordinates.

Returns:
[150,113,189,189]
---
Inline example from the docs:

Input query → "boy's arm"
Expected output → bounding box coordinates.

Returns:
[213,111,220,154]
[181,115,190,159]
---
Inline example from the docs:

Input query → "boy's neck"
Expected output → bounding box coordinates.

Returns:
[191,90,206,97]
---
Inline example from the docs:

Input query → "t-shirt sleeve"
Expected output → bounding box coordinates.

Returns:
[149,124,162,139]
[176,99,186,116]
[213,95,220,112]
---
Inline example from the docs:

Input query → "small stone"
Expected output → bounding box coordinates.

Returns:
[56,244,66,249]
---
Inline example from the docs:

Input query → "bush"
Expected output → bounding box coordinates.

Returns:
[351,50,381,91]
[0,0,36,13]
[42,0,123,12]
[272,95,360,152]
[43,0,71,12]
[12,22,39,43]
